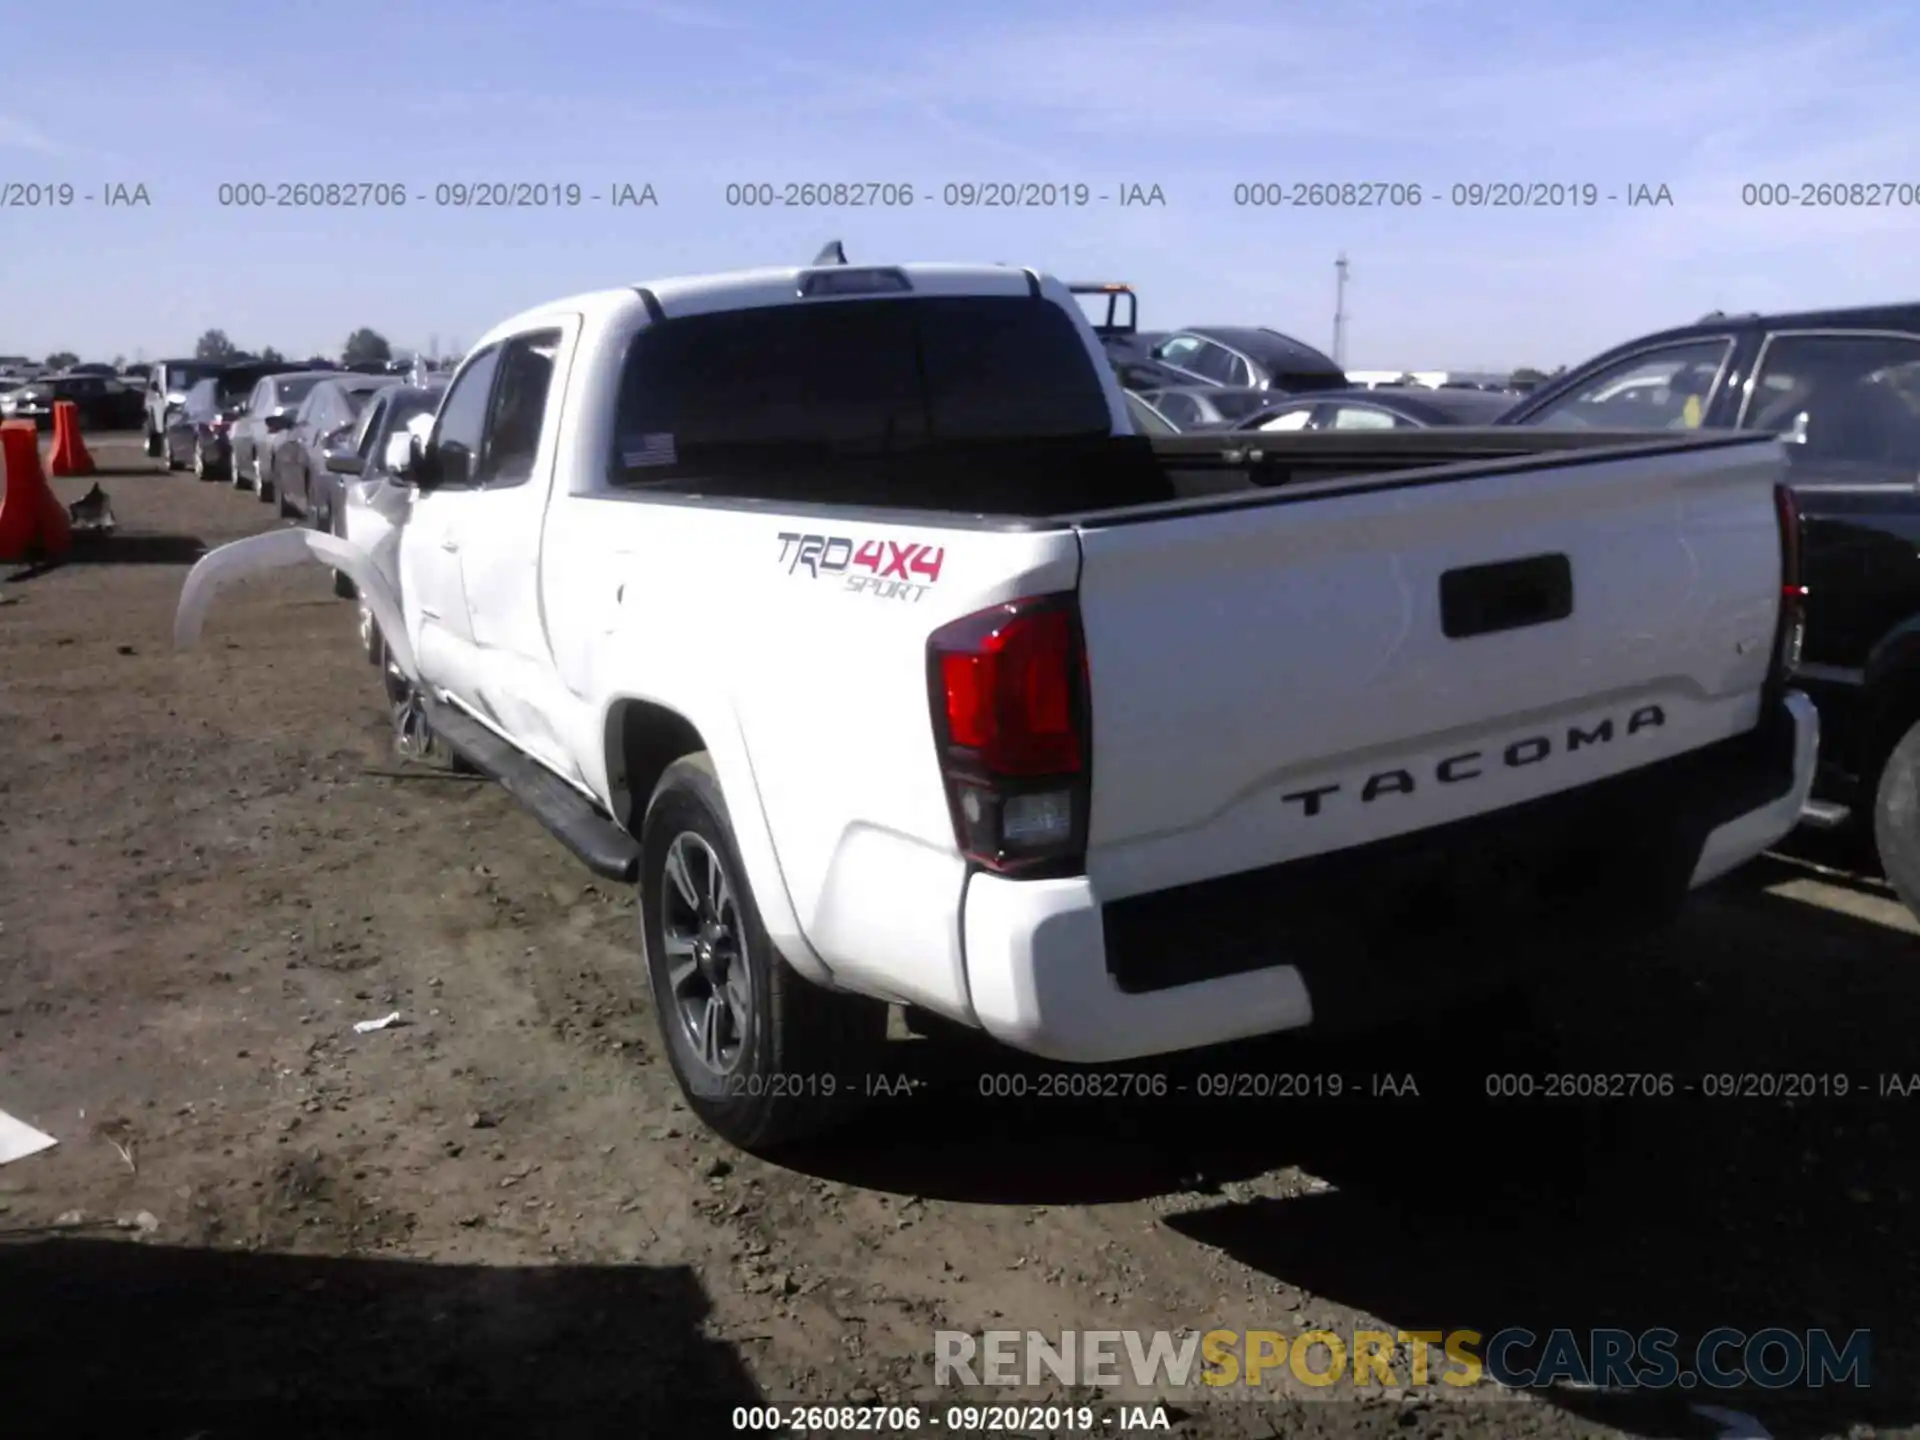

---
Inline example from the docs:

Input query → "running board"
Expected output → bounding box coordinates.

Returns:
[422,697,641,882]
[1800,799,1852,831]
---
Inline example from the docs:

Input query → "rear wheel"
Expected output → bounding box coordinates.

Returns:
[327,502,356,598]
[142,426,162,458]
[1871,716,1920,920]
[638,754,887,1152]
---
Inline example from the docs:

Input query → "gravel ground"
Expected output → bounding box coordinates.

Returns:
[1,436,1915,1440]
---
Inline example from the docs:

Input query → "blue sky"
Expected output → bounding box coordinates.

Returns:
[0,0,1914,371]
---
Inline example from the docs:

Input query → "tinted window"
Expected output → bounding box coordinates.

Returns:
[276,375,326,407]
[1156,393,1204,427]
[1743,334,1920,466]
[353,395,388,457]
[479,331,561,487]
[430,347,502,487]
[1186,342,1238,385]
[1222,354,1253,387]
[1328,404,1402,429]
[613,297,1111,469]
[217,367,277,403]
[1521,340,1731,431]
[1123,391,1175,435]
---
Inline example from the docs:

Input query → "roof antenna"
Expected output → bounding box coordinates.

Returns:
[812,240,847,266]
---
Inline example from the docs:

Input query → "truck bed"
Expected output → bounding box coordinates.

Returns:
[610,426,1776,524]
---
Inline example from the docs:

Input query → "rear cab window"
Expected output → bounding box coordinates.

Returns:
[607,295,1140,514]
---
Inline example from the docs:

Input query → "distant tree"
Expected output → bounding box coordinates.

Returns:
[1509,367,1549,388]
[111,353,126,368]
[44,351,78,370]
[259,346,285,363]
[342,328,392,366]
[1552,364,1567,376]
[194,329,238,362]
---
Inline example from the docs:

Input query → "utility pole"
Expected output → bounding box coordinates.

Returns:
[1332,253,1350,368]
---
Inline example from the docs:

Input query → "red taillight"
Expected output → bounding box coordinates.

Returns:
[1773,483,1807,679]
[928,595,1090,873]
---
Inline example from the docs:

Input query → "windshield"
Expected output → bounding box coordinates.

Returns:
[612,296,1113,475]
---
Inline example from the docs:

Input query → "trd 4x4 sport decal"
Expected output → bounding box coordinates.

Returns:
[775,531,946,603]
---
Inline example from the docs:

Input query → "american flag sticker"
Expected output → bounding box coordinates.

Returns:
[622,433,677,467]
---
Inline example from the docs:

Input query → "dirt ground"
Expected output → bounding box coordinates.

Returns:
[1,436,1916,1440]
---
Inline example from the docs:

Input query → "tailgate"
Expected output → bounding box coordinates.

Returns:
[1073,436,1786,900]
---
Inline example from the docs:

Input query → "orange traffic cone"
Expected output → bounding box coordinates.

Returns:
[48,398,96,478]
[0,420,73,563]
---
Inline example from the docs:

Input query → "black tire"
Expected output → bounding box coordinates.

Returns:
[1872,715,1920,919]
[327,504,356,598]
[639,754,886,1151]
[361,602,384,666]
[142,426,162,458]
[232,454,252,490]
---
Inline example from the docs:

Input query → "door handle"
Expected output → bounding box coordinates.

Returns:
[440,537,460,553]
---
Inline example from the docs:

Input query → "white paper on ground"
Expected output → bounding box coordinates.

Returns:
[0,1108,57,1165]
[353,1011,403,1034]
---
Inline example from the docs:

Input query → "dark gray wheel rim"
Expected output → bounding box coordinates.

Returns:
[659,832,752,1076]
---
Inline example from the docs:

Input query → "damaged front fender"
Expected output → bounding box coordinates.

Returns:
[174,527,419,682]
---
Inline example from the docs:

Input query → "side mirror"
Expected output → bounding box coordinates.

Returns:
[326,451,365,476]
[384,431,415,480]
[410,434,442,488]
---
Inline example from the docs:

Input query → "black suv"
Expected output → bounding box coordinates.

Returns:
[1502,303,1920,914]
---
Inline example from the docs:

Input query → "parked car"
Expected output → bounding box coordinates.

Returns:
[265,374,401,519]
[1502,302,1920,915]
[1134,385,1304,431]
[180,258,1814,1153]
[1237,385,1522,432]
[1,372,142,430]
[159,377,239,478]
[61,362,118,377]
[228,370,332,493]
[1116,326,1348,395]
[120,363,151,385]
[143,360,226,454]
[159,361,290,478]
[329,381,447,628]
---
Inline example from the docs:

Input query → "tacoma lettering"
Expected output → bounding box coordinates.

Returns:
[1281,705,1666,817]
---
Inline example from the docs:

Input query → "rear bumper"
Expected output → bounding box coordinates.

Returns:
[960,690,1818,1063]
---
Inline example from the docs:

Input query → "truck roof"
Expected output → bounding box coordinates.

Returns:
[470,263,1053,353]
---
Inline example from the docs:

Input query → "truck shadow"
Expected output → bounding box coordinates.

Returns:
[5,533,207,581]
[795,877,1918,1438]
[0,1236,763,1439]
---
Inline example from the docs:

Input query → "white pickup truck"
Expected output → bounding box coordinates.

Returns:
[177,257,1818,1151]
